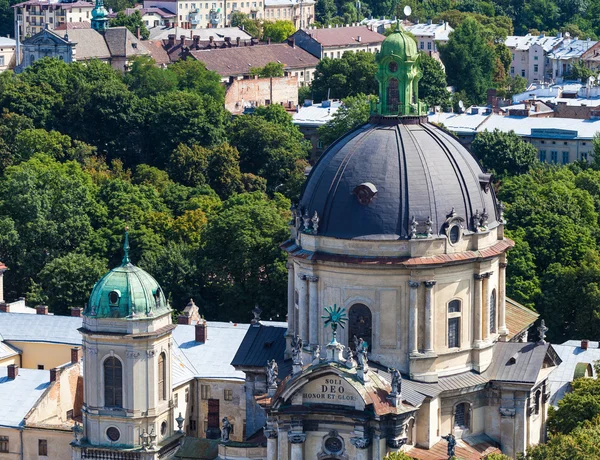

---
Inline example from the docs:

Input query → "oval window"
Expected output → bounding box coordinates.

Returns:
[108,290,120,305]
[449,225,460,244]
[325,437,343,453]
[161,421,168,436]
[106,426,120,442]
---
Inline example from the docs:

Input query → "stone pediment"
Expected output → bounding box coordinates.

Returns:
[24,29,70,46]
[274,363,417,416]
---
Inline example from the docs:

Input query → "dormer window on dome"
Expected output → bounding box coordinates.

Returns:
[108,290,121,306]
[353,183,378,205]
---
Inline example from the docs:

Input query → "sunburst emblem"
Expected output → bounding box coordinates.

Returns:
[321,304,348,344]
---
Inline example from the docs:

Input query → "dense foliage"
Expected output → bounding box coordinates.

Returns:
[317,94,372,146]
[471,129,538,178]
[0,57,310,322]
[110,10,150,40]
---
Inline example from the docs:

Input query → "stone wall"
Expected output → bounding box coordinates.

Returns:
[224,76,299,115]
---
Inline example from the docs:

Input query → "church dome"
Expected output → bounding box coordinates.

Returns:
[84,233,170,319]
[297,29,498,241]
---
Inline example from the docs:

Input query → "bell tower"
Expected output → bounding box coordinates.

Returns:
[72,231,181,459]
[374,23,426,117]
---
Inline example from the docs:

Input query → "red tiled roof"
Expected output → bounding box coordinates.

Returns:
[505,298,539,341]
[54,21,91,30]
[408,435,501,460]
[13,0,93,8]
[190,43,319,76]
[300,25,385,47]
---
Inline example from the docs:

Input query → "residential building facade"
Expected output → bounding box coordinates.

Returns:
[548,37,597,81]
[291,24,385,59]
[505,34,563,84]
[0,37,17,71]
[405,20,452,61]
[13,0,94,37]
[264,0,314,29]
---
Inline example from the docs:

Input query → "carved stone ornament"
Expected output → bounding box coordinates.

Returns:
[322,430,345,456]
[443,209,465,244]
[252,304,262,324]
[266,359,278,388]
[264,427,278,439]
[472,209,482,232]
[410,216,418,239]
[387,437,407,449]
[87,347,98,355]
[499,407,516,418]
[425,216,433,237]
[126,351,140,359]
[146,349,156,358]
[288,432,306,444]
[408,280,420,289]
[498,200,506,222]
[353,182,378,205]
[291,334,303,366]
[350,436,371,449]
[311,211,319,234]
[302,210,312,232]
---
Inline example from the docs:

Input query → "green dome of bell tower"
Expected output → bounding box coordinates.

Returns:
[374,23,426,117]
[84,230,171,319]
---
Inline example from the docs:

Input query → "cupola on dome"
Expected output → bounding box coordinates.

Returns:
[85,232,170,319]
[297,27,499,241]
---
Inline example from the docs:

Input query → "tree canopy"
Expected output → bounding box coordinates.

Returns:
[109,11,150,40]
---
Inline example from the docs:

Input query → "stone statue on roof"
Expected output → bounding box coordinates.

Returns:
[291,334,303,365]
[221,417,232,442]
[266,359,278,388]
[389,367,402,397]
[442,433,456,458]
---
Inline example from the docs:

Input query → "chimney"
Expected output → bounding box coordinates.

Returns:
[582,339,589,350]
[177,313,192,325]
[357,35,361,42]
[209,35,214,44]
[0,303,9,313]
[7,364,18,380]
[225,36,231,47]
[180,34,186,46]
[71,347,82,364]
[71,307,82,317]
[193,35,200,49]
[195,319,207,343]
[168,34,176,47]
[288,37,295,48]
[136,26,140,39]
[236,36,240,46]
[36,305,48,315]
[50,368,59,382]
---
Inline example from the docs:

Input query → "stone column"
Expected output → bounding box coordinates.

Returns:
[473,274,483,347]
[286,262,295,336]
[498,262,509,338]
[289,432,306,460]
[0,270,5,303]
[408,280,420,355]
[265,428,278,460]
[482,272,491,341]
[424,281,436,354]
[297,274,308,344]
[308,276,319,346]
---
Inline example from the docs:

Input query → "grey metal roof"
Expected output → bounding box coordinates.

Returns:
[67,28,111,59]
[437,371,489,392]
[0,312,83,345]
[549,342,600,406]
[0,367,50,428]
[0,341,20,360]
[299,121,499,240]
[172,322,250,381]
[231,323,287,368]
[103,27,148,58]
[483,342,552,384]
[373,364,440,407]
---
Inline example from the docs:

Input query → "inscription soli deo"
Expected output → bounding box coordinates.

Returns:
[302,377,357,406]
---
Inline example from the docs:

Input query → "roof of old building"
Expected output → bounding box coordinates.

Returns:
[67,28,111,59]
[190,43,319,76]
[0,37,16,47]
[148,26,252,41]
[0,338,20,361]
[505,33,564,52]
[231,323,287,368]
[174,437,219,459]
[405,21,452,40]
[505,299,539,341]
[550,340,600,405]
[12,0,93,8]
[408,434,501,460]
[483,341,560,384]
[548,38,597,60]
[0,312,83,345]
[292,100,342,127]
[104,26,148,58]
[54,21,92,30]
[0,367,50,428]
[297,25,385,47]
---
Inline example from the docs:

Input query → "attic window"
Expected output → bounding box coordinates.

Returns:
[507,355,517,365]
[353,182,378,205]
[132,43,137,49]
[263,340,275,348]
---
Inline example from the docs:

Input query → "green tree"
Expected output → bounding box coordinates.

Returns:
[249,62,285,78]
[383,452,414,459]
[169,58,226,102]
[565,60,594,81]
[14,128,95,164]
[419,52,450,107]
[168,144,209,187]
[483,454,512,460]
[262,20,296,42]
[439,16,498,103]
[200,192,290,321]
[205,143,245,199]
[318,94,371,146]
[547,376,600,435]
[230,11,261,37]
[33,252,108,315]
[311,51,377,101]
[471,129,538,178]
[124,56,179,97]
[110,11,150,40]
[316,0,336,23]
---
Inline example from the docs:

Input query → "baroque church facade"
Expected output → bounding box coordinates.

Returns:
[234,27,560,460]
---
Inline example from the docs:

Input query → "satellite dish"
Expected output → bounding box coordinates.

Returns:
[565,32,571,38]
[403,5,412,17]
[458,100,465,109]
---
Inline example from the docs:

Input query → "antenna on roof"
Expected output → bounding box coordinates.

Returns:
[458,100,465,113]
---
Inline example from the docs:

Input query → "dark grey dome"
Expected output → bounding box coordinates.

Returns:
[299,120,499,240]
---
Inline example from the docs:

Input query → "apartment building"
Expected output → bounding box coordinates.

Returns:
[13,0,94,37]
[264,0,314,29]
[548,37,597,80]
[291,24,385,59]
[0,38,16,71]
[405,20,452,61]
[505,34,563,84]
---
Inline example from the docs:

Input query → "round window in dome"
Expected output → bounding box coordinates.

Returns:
[449,224,460,244]
[106,426,120,442]
[108,290,121,305]
[161,421,168,436]
[323,431,344,454]
[388,61,398,73]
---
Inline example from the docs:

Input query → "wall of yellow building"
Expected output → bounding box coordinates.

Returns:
[22,427,72,460]
[0,354,19,367]
[7,342,73,370]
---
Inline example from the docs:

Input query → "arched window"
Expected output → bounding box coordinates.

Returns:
[534,389,541,415]
[454,402,471,429]
[348,304,372,352]
[448,300,461,349]
[490,289,497,334]
[158,352,166,401]
[104,357,123,408]
[387,78,399,114]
